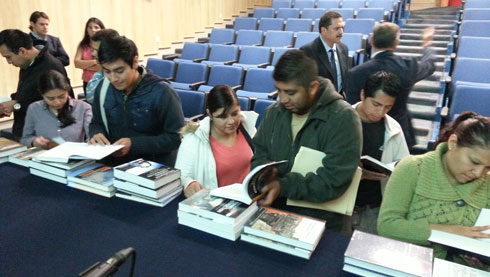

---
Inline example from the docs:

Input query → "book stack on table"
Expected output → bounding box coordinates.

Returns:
[8,147,45,167]
[113,158,182,207]
[0,137,27,163]
[241,207,326,260]
[343,230,433,277]
[178,190,259,241]
[28,158,95,184]
[67,164,115,198]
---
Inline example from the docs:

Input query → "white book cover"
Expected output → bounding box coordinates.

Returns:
[114,158,180,189]
[428,230,490,257]
[9,147,46,167]
[177,210,239,234]
[432,258,489,277]
[244,206,325,251]
[344,230,433,277]
[178,215,237,241]
[287,146,362,216]
[209,160,287,205]
[67,182,115,198]
[67,164,114,192]
[115,186,181,207]
[35,142,123,163]
[113,178,180,199]
[30,168,67,184]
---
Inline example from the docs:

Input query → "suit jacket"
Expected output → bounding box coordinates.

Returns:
[300,37,349,93]
[346,49,436,148]
[30,33,70,66]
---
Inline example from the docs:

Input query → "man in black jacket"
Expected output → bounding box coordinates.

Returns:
[346,23,436,148]
[300,11,349,96]
[0,29,69,139]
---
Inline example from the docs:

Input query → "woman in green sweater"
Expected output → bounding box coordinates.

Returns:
[377,112,490,260]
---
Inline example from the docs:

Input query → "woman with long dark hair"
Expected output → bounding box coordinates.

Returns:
[175,85,258,197]
[74,17,105,93]
[378,112,490,264]
[20,70,92,149]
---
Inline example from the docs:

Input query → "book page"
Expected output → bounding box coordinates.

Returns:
[36,142,123,162]
[287,146,361,216]
[432,258,489,277]
[428,230,490,257]
[475,208,490,242]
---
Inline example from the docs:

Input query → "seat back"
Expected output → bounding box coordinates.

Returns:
[263,31,294,47]
[175,62,209,84]
[179,42,209,61]
[243,68,276,93]
[146,58,175,79]
[452,57,490,86]
[463,8,490,20]
[254,8,275,19]
[450,84,490,120]
[294,0,316,10]
[209,28,235,44]
[464,0,490,9]
[457,36,490,59]
[459,20,490,37]
[357,8,384,21]
[207,65,244,88]
[271,47,295,67]
[175,89,207,119]
[277,8,301,19]
[294,31,319,48]
[285,18,313,32]
[207,44,239,62]
[238,96,252,111]
[235,30,264,46]
[317,0,341,9]
[234,17,258,30]
[342,33,363,52]
[341,0,366,10]
[330,8,355,19]
[273,0,292,11]
[367,0,393,10]
[237,46,272,65]
[254,99,276,127]
[344,18,375,36]
[301,8,327,19]
[258,18,284,31]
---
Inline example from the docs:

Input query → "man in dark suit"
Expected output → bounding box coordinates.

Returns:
[346,23,436,148]
[300,11,349,96]
[28,11,70,66]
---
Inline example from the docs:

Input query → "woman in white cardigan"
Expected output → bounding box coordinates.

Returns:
[175,85,258,197]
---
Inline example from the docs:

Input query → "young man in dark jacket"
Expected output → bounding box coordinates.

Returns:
[89,36,184,166]
[252,50,362,231]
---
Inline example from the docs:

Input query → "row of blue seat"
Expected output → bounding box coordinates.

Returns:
[269,0,397,12]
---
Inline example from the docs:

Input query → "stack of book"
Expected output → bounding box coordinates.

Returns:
[343,230,433,276]
[113,158,182,207]
[29,158,95,184]
[0,137,27,163]
[241,207,326,260]
[178,190,259,241]
[8,147,46,167]
[67,164,115,198]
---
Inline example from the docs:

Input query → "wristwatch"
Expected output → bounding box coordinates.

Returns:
[12,103,21,111]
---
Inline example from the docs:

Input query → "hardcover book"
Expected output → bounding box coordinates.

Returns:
[67,164,114,192]
[209,160,287,205]
[432,258,489,277]
[243,206,325,252]
[67,182,115,198]
[241,233,312,259]
[114,178,181,199]
[29,159,95,177]
[177,210,243,241]
[0,137,27,157]
[344,230,433,277]
[360,155,394,175]
[179,190,259,225]
[115,185,182,207]
[114,158,180,189]
[8,147,46,167]
[30,168,67,184]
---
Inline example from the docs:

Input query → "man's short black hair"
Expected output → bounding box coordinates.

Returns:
[273,49,318,89]
[363,71,401,99]
[92,29,119,42]
[98,36,138,67]
[0,29,33,54]
[318,11,342,33]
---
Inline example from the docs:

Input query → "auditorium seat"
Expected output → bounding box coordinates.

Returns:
[201,44,240,66]
[175,89,207,120]
[173,42,209,63]
[146,58,175,80]
[170,62,209,90]
[198,65,244,92]
[237,68,276,99]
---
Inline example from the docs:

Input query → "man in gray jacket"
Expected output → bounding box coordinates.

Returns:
[252,50,362,231]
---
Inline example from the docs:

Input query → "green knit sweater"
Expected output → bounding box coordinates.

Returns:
[377,143,490,258]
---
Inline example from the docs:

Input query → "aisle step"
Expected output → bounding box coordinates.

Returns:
[399,39,449,48]
[408,104,437,120]
[405,19,457,25]
[400,28,453,35]
[409,91,443,106]
[395,52,447,63]
[410,14,458,20]
[400,33,451,41]
[396,45,448,55]
[402,23,455,30]
[412,80,441,93]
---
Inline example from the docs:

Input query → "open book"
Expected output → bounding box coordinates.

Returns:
[360,155,394,175]
[429,208,490,258]
[209,160,287,205]
[286,146,362,216]
[35,142,123,163]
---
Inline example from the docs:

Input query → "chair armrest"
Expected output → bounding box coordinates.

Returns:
[188,81,207,90]
[162,53,180,60]
[198,37,210,43]
[257,63,270,68]
[193,58,207,63]
[223,60,238,65]
[231,85,242,91]
[268,91,278,99]
[188,114,206,122]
